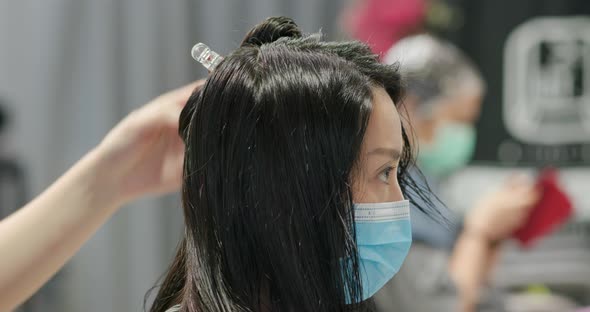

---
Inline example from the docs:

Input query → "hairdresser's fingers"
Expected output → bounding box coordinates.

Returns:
[157,104,184,131]
[134,96,187,132]
[158,79,205,109]
[161,139,185,193]
[155,134,185,194]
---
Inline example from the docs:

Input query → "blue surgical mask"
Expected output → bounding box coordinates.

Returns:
[343,199,412,302]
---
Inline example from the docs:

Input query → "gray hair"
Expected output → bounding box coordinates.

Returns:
[384,34,485,115]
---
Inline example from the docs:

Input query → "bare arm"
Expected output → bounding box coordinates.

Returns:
[449,176,540,312]
[0,81,203,311]
[0,148,121,311]
[450,227,501,311]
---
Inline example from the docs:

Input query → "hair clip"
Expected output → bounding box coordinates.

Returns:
[191,43,223,71]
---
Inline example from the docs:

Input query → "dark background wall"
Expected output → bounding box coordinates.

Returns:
[442,0,590,167]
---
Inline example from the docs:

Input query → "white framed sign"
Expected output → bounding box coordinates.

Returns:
[504,17,590,145]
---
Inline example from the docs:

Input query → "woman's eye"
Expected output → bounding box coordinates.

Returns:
[378,166,394,184]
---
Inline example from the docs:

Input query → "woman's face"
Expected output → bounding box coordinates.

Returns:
[352,87,405,204]
[408,90,483,145]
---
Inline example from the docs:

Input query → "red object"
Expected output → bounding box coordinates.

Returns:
[512,168,573,248]
[344,0,427,56]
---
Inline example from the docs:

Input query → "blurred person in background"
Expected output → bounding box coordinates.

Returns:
[373,34,540,312]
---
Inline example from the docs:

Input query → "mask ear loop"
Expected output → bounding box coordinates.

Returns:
[191,43,223,71]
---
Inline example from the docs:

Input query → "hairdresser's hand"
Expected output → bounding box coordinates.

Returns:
[465,175,541,243]
[97,80,204,204]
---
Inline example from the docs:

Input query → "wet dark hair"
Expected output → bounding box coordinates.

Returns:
[149,16,439,312]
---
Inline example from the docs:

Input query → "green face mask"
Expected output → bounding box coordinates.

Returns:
[417,123,476,178]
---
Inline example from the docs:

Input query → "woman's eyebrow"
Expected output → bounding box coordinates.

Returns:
[368,147,402,161]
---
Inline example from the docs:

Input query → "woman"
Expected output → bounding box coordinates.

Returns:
[150,16,441,312]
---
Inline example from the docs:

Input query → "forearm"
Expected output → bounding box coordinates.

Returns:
[0,80,195,311]
[0,148,122,311]
[449,231,500,312]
